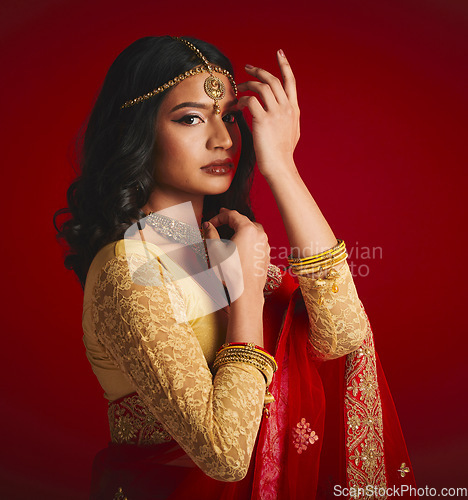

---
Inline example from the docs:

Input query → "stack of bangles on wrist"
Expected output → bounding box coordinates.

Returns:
[213,343,278,418]
[287,239,348,304]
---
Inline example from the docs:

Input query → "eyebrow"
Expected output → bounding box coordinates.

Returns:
[170,99,238,113]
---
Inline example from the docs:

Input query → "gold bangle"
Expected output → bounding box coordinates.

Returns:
[216,345,277,373]
[289,249,347,272]
[213,350,273,368]
[291,252,347,274]
[288,247,346,270]
[213,347,276,385]
[290,252,348,276]
[287,239,345,265]
[213,352,274,385]
[216,346,277,372]
[288,243,346,263]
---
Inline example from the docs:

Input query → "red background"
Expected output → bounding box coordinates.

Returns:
[1,0,467,498]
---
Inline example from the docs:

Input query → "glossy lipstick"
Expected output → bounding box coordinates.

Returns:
[201,159,233,175]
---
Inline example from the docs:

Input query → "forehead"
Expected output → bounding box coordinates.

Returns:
[158,72,237,110]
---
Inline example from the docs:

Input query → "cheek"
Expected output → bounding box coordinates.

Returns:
[155,130,193,165]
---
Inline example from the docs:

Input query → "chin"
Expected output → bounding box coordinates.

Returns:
[201,185,232,196]
[199,178,234,195]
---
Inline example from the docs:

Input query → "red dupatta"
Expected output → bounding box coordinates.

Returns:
[247,271,417,499]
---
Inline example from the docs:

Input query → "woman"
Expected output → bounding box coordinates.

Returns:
[55,36,416,499]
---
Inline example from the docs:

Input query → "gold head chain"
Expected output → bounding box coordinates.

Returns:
[120,37,237,114]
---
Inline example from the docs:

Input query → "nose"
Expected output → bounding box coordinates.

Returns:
[206,117,233,151]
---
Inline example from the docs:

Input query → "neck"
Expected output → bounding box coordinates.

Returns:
[142,190,204,228]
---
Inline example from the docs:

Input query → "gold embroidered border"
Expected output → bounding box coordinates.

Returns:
[344,309,387,499]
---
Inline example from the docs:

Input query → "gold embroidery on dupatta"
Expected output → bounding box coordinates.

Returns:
[113,487,127,500]
[108,392,173,446]
[398,463,410,478]
[292,418,319,454]
[345,310,387,499]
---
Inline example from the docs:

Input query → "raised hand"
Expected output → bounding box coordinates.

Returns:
[236,49,300,180]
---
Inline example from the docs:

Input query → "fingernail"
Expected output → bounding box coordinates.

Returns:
[220,207,228,211]
[203,221,210,229]
[278,49,285,57]
[245,64,254,69]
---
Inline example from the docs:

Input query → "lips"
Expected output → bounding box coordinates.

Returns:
[201,159,234,175]
[201,159,233,169]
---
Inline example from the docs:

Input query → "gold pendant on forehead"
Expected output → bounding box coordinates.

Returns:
[204,74,225,114]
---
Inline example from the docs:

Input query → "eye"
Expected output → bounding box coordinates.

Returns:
[222,112,240,124]
[176,114,204,125]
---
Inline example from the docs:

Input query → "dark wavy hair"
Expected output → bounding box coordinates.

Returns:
[54,36,256,288]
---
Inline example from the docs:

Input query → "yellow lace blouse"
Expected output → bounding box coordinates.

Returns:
[82,239,368,481]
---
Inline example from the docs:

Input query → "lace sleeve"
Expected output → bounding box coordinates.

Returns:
[91,253,266,482]
[296,260,369,361]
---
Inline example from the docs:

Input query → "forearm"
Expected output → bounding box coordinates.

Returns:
[226,289,265,346]
[265,162,341,262]
[297,260,369,360]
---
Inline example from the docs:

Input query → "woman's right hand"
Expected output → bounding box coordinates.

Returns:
[205,208,270,296]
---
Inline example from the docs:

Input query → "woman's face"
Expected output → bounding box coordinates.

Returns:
[152,71,241,202]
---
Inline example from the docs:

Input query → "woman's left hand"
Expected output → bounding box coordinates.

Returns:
[236,49,300,180]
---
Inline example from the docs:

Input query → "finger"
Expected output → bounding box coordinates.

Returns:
[208,209,250,231]
[202,221,220,240]
[202,222,231,270]
[243,65,289,105]
[276,49,298,106]
[236,95,266,118]
[208,209,244,227]
[237,81,279,110]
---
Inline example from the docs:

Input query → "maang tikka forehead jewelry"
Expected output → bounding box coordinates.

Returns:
[120,37,237,114]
